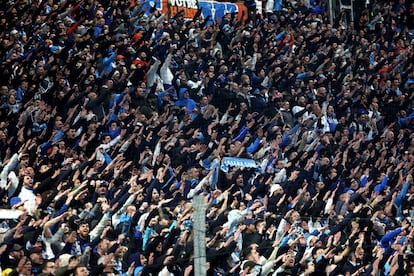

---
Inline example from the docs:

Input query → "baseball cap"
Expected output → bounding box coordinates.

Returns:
[244,218,256,226]
[10,197,22,207]
[29,246,43,255]
[269,184,283,195]
[11,244,23,251]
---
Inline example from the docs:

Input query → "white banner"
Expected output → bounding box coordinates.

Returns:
[220,157,258,172]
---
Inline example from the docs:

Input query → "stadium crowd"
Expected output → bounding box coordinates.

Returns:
[0,0,414,275]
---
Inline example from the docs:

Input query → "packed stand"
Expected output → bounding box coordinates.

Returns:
[1,0,414,275]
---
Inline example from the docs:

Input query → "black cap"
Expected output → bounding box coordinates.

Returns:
[29,246,43,255]
[11,244,23,251]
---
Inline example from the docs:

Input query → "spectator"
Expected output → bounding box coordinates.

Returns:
[0,0,414,275]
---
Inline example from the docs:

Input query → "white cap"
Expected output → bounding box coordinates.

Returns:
[59,253,73,267]
[269,184,283,195]
[86,113,96,121]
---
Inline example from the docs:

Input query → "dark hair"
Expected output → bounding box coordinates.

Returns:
[41,260,55,271]
[74,264,89,276]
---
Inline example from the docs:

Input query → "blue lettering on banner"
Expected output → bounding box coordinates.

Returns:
[169,0,198,9]
[220,157,258,172]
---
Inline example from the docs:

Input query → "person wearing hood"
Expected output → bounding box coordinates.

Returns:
[174,88,197,120]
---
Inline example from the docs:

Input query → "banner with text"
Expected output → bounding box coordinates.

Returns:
[141,0,247,21]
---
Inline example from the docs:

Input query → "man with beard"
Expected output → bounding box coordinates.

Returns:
[28,246,45,275]
[0,243,24,271]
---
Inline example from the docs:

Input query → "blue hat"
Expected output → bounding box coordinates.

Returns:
[244,218,255,226]
[10,197,21,207]
[357,108,368,115]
